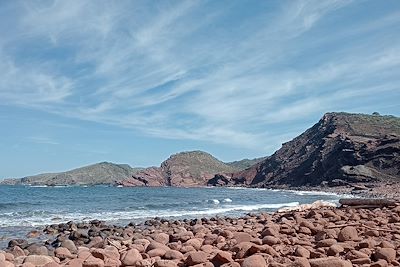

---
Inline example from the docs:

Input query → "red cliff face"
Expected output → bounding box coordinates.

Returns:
[118,151,239,187]
[208,112,400,187]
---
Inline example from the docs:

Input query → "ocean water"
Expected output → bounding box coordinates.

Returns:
[0,185,344,246]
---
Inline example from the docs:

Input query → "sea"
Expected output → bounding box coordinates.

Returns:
[0,185,346,247]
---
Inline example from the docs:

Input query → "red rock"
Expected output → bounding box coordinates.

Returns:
[185,251,208,266]
[200,245,214,254]
[211,251,233,266]
[180,245,195,253]
[134,239,151,250]
[262,236,279,246]
[359,238,376,248]
[4,253,14,262]
[65,258,84,267]
[365,230,380,237]
[10,246,25,258]
[43,262,61,267]
[351,258,371,265]
[135,259,152,267]
[147,242,170,252]
[291,257,311,267]
[379,241,395,249]
[327,244,344,256]
[371,260,388,267]
[196,263,214,267]
[374,248,396,263]
[241,255,267,267]
[0,260,15,267]
[24,255,54,266]
[232,232,252,244]
[338,226,358,242]
[316,239,337,247]
[309,257,352,267]
[62,240,78,254]
[233,242,260,258]
[185,239,203,250]
[21,262,35,267]
[147,248,167,257]
[153,260,178,267]
[295,246,310,258]
[299,227,312,235]
[83,256,104,267]
[344,250,368,261]
[164,250,184,260]
[120,248,142,266]
[221,263,240,267]
[152,233,170,245]
[103,258,121,267]
[55,247,75,259]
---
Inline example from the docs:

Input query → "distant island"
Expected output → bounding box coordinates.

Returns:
[2,112,399,191]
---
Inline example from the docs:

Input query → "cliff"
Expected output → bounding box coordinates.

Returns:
[208,112,400,187]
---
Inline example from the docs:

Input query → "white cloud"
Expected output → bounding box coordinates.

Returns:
[1,0,399,152]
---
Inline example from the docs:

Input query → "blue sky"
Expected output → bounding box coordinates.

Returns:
[1,0,400,178]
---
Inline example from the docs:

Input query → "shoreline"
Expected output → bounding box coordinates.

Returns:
[2,201,400,266]
[1,183,400,266]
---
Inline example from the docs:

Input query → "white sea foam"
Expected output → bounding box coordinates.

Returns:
[223,198,233,203]
[210,199,220,204]
[0,202,300,227]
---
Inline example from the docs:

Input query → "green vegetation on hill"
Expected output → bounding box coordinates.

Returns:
[226,157,267,170]
[1,162,142,185]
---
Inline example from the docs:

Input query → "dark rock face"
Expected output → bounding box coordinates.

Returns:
[210,112,400,187]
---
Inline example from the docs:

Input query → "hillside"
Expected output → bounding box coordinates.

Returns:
[1,162,142,186]
[208,112,400,187]
[118,151,240,187]
[226,156,267,170]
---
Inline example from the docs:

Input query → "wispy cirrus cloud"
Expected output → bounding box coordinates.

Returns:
[1,0,399,153]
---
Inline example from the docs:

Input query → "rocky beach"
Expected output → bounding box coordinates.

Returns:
[1,192,400,267]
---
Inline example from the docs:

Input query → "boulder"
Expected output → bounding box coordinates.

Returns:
[24,255,54,266]
[55,247,74,259]
[83,256,104,267]
[241,255,267,267]
[153,260,178,267]
[309,257,352,267]
[164,250,184,260]
[232,232,252,244]
[152,233,170,245]
[295,246,310,258]
[211,251,233,266]
[61,240,78,254]
[370,260,388,267]
[374,248,396,263]
[0,260,15,267]
[185,251,208,266]
[120,248,142,266]
[337,227,358,242]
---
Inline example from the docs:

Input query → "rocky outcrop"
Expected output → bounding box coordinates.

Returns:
[209,112,400,187]
[1,162,143,186]
[118,151,240,187]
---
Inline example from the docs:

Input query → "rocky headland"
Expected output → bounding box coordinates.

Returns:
[208,112,400,189]
[117,151,243,187]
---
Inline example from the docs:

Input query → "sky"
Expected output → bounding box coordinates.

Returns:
[1,0,400,178]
